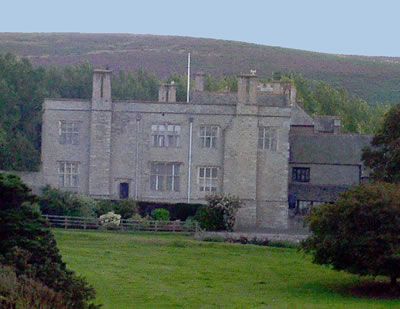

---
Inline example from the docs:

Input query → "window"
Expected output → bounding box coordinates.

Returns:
[295,200,326,215]
[151,124,181,148]
[119,182,129,199]
[59,121,80,145]
[150,162,181,192]
[200,126,218,148]
[58,161,79,188]
[198,167,218,192]
[297,200,313,215]
[258,127,277,151]
[292,167,310,182]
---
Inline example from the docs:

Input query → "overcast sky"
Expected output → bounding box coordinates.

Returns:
[1,0,399,57]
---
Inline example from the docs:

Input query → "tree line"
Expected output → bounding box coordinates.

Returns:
[0,53,393,171]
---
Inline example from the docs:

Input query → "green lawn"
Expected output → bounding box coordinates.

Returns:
[54,230,399,308]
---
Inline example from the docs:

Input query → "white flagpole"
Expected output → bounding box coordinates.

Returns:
[186,52,191,103]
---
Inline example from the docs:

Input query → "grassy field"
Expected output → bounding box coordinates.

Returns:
[54,230,400,308]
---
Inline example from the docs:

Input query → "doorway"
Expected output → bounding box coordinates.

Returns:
[119,182,129,199]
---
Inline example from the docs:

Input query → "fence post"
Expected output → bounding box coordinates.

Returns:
[172,221,176,233]
[64,217,68,230]
[155,221,158,232]
[195,222,199,234]
[83,218,87,230]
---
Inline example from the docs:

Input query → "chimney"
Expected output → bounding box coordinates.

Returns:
[237,71,258,104]
[333,118,341,134]
[158,82,176,103]
[92,69,112,110]
[194,72,205,91]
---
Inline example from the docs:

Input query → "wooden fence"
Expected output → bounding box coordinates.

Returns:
[43,214,199,233]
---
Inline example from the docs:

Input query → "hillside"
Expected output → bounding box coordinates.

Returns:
[1,32,400,103]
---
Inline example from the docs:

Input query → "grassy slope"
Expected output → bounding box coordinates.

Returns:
[1,33,400,104]
[55,230,399,308]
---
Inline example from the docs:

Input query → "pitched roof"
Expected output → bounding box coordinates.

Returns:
[290,133,372,165]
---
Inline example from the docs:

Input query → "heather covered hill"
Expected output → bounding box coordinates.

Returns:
[1,32,400,104]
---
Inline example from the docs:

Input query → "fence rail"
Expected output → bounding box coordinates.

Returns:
[43,214,199,233]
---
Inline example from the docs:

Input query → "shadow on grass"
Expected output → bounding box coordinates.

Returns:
[346,281,400,300]
[316,279,400,300]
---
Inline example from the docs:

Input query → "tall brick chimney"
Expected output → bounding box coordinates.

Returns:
[194,72,205,91]
[92,69,112,110]
[158,82,176,102]
[237,71,258,104]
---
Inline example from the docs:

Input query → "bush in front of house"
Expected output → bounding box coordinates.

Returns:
[138,202,201,221]
[195,194,241,231]
[302,182,400,287]
[114,199,138,219]
[38,186,99,218]
[0,173,98,308]
[151,208,170,221]
[98,211,121,229]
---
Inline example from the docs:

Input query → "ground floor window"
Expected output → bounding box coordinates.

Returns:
[58,161,79,188]
[150,162,181,192]
[293,200,328,215]
[198,167,218,192]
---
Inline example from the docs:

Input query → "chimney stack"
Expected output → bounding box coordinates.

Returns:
[158,82,177,103]
[237,71,258,104]
[194,72,205,91]
[92,69,112,110]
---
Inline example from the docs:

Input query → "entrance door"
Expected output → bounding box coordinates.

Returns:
[119,182,129,199]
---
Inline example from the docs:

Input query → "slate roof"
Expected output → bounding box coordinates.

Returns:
[190,90,289,107]
[290,103,315,126]
[290,133,372,165]
[257,94,288,107]
[190,91,237,105]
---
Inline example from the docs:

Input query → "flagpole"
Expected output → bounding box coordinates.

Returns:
[186,52,191,103]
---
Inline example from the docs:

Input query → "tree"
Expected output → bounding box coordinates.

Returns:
[302,183,400,287]
[362,104,400,183]
[0,173,98,308]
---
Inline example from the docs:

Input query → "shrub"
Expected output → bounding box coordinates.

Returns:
[0,173,98,308]
[194,206,225,231]
[114,199,138,219]
[0,265,67,309]
[195,194,241,231]
[151,208,170,221]
[98,211,121,229]
[302,183,400,287]
[183,216,199,231]
[38,186,99,217]
[138,202,201,221]
[96,200,115,217]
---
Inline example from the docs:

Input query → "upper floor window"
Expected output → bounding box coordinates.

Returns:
[151,124,181,148]
[258,127,277,151]
[58,161,79,188]
[150,162,181,192]
[200,126,219,148]
[292,167,310,183]
[59,120,80,145]
[198,167,218,192]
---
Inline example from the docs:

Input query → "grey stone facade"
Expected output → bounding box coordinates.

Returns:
[38,69,370,231]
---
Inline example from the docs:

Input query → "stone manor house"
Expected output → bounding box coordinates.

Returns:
[34,69,370,231]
